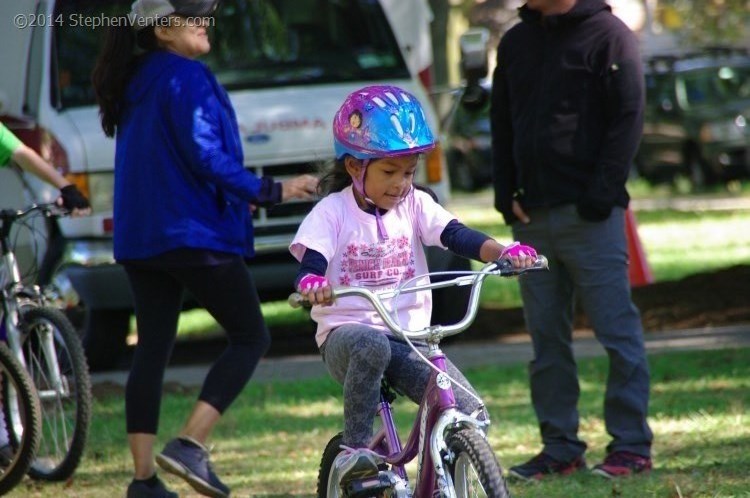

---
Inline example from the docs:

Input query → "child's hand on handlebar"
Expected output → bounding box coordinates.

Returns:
[297,274,334,306]
[500,241,538,268]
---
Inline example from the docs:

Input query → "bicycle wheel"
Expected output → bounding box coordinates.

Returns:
[317,432,345,498]
[19,306,92,481]
[446,429,511,498]
[0,343,41,495]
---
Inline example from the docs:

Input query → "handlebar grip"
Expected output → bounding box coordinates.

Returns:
[495,255,549,275]
[288,292,305,309]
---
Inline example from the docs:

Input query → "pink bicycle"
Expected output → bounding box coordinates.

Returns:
[290,256,548,498]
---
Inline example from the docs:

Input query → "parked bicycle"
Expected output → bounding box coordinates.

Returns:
[0,203,92,481]
[0,342,41,494]
[290,256,548,498]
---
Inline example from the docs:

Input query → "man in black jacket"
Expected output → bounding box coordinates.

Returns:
[491,0,653,480]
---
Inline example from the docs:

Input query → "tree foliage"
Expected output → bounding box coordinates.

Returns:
[657,0,750,46]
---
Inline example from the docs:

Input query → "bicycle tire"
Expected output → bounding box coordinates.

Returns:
[317,432,345,498]
[0,343,42,495]
[19,306,92,481]
[446,429,511,498]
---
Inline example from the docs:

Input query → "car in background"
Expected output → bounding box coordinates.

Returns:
[443,82,492,192]
[636,47,750,187]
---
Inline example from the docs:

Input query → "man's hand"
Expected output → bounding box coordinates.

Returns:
[512,199,530,224]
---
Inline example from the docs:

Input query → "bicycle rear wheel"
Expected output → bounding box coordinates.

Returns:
[19,306,92,481]
[0,342,41,495]
[446,429,511,498]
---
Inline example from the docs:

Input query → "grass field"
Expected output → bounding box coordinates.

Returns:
[11,346,750,497]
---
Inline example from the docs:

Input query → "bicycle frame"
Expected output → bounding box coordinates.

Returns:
[291,256,548,496]
[1,205,67,398]
[369,346,488,497]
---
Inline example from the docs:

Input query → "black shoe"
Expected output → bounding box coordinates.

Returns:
[508,452,586,481]
[156,437,230,498]
[126,476,178,498]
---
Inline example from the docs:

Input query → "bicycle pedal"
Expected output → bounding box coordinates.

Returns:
[343,472,392,498]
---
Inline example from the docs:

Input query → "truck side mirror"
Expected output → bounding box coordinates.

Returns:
[459,28,490,87]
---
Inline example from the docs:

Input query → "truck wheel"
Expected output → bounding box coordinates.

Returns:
[686,149,717,189]
[82,308,131,372]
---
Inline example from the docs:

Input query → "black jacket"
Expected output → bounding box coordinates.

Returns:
[491,0,644,223]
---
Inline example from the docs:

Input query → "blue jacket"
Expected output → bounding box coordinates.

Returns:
[114,50,271,261]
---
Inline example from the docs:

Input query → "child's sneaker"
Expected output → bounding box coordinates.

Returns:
[156,436,230,498]
[508,452,586,481]
[592,451,652,478]
[126,475,178,498]
[335,446,383,485]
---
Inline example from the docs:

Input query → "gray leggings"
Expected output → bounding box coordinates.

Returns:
[321,323,484,447]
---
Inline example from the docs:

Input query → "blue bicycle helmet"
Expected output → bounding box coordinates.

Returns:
[333,85,435,160]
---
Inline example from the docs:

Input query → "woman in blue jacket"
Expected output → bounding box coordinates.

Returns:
[92,1,317,497]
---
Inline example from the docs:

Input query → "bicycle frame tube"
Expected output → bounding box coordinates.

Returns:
[1,250,27,366]
[370,347,485,497]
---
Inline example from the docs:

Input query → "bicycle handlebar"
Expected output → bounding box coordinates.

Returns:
[0,203,69,241]
[288,255,549,342]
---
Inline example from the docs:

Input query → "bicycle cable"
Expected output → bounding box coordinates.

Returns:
[389,269,498,407]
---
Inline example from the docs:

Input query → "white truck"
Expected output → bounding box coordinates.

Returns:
[0,0,470,370]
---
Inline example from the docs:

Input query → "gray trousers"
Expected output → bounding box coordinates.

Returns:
[512,205,653,460]
[321,324,484,447]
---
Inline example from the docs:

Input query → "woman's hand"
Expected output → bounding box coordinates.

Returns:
[282,174,319,202]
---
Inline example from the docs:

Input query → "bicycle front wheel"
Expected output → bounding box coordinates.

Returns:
[317,432,345,498]
[0,343,41,495]
[19,306,92,481]
[446,429,511,498]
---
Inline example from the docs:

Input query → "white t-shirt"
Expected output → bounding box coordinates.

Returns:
[290,186,456,347]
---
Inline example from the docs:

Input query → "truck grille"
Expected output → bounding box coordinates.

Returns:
[247,161,322,240]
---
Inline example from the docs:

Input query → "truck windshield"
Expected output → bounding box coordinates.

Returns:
[680,65,750,107]
[54,0,410,108]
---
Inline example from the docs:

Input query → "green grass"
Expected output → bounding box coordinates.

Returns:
[13,346,750,497]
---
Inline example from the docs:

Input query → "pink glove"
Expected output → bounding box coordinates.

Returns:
[297,274,330,292]
[500,241,537,260]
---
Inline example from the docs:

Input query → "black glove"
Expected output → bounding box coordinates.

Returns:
[60,185,91,211]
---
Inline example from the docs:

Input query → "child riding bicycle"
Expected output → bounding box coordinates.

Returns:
[290,85,537,489]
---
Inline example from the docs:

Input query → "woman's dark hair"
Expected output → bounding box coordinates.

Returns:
[91,24,158,137]
[317,158,354,196]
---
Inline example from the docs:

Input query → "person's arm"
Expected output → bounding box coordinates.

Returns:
[166,64,316,205]
[11,144,91,214]
[12,143,70,189]
[490,40,518,225]
[295,248,332,305]
[578,27,644,221]
[440,220,536,263]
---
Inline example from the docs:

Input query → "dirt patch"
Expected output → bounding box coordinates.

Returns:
[467,264,750,341]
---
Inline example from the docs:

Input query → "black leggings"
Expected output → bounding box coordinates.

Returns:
[123,258,270,434]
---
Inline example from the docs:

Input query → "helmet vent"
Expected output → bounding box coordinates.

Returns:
[390,115,404,137]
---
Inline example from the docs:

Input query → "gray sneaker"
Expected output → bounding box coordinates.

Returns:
[156,437,230,498]
[126,476,178,498]
[335,446,382,485]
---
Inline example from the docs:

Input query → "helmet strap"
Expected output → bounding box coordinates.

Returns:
[350,158,389,242]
